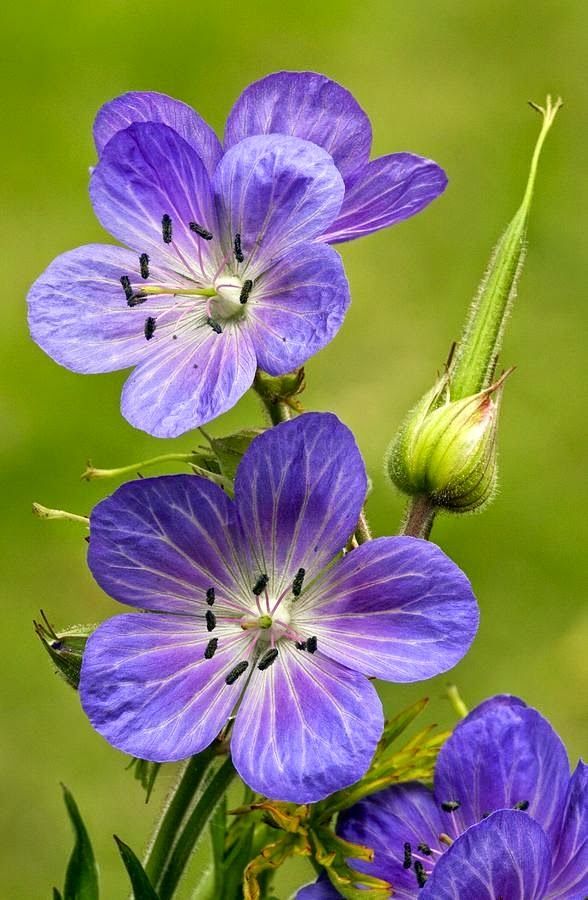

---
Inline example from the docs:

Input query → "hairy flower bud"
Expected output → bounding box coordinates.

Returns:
[34,613,96,689]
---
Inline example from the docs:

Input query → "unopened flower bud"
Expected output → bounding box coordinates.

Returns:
[34,612,96,689]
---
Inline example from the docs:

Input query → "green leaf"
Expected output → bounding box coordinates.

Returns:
[53,889,64,900]
[207,429,264,482]
[379,697,429,750]
[114,836,159,900]
[127,758,161,803]
[209,797,226,898]
[61,784,99,900]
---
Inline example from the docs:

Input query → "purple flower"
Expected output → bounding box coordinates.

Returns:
[27,72,447,438]
[299,695,587,897]
[79,413,478,802]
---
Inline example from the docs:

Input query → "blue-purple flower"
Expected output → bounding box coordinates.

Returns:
[27,72,447,437]
[299,695,587,897]
[79,413,477,802]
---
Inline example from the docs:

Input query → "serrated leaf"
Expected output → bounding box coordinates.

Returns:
[114,836,159,900]
[61,785,99,900]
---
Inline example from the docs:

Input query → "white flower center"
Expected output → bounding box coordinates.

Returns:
[212,275,245,320]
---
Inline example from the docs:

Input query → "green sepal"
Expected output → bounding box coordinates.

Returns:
[34,614,96,690]
[61,784,100,900]
[204,428,265,483]
[114,835,159,900]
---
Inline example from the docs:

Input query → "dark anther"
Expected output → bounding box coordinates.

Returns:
[258,648,279,670]
[162,214,173,243]
[206,316,223,335]
[120,275,134,302]
[144,316,156,340]
[127,291,148,307]
[225,660,249,684]
[441,800,460,812]
[417,843,432,856]
[139,253,150,279]
[51,640,64,651]
[513,800,530,811]
[234,232,244,262]
[414,860,428,888]
[292,567,306,597]
[481,811,491,819]
[306,635,318,654]
[295,641,307,650]
[189,221,213,240]
[403,842,412,869]
[252,574,269,596]
[204,637,218,659]
[206,587,215,606]
[205,610,217,632]
[239,279,253,304]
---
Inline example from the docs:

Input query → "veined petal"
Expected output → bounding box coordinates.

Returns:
[321,153,448,244]
[434,695,570,841]
[297,537,478,682]
[88,475,249,615]
[93,90,222,175]
[120,320,257,437]
[234,413,367,598]
[27,244,181,373]
[547,761,588,898]
[79,613,252,761]
[420,810,552,900]
[212,134,344,275]
[90,122,221,278]
[224,71,372,181]
[230,642,383,802]
[246,243,350,376]
[296,875,340,899]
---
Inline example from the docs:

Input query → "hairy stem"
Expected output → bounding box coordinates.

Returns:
[81,452,202,481]
[401,495,436,539]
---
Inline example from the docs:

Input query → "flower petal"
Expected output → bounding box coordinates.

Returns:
[434,695,570,840]
[230,642,383,802]
[27,244,184,373]
[120,320,257,436]
[297,537,478,682]
[90,122,221,278]
[296,875,340,899]
[233,413,367,598]
[246,243,350,376]
[212,134,344,275]
[547,761,588,898]
[420,810,552,900]
[88,475,249,614]
[93,90,222,175]
[224,71,372,181]
[320,153,448,244]
[79,613,252,761]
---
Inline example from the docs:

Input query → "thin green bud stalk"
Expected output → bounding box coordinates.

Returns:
[81,452,205,481]
[32,502,89,526]
[446,684,469,720]
[450,96,562,400]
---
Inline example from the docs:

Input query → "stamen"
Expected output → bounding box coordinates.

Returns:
[206,316,223,335]
[481,811,491,820]
[162,214,172,243]
[204,638,218,659]
[225,660,249,684]
[139,253,150,279]
[258,648,279,670]
[206,587,215,606]
[120,275,133,302]
[441,800,460,812]
[233,232,244,263]
[403,842,412,869]
[417,843,432,856]
[439,833,453,846]
[295,641,307,650]
[513,800,529,811]
[189,221,213,240]
[292,567,306,597]
[252,574,269,596]
[239,279,253,304]
[414,860,428,888]
[205,610,217,632]
[127,292,148,307]
[306,635,318,654]
[144,317,156,340]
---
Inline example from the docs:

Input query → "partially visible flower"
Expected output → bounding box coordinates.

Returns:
[79,413,477,802]
[27,72,447,438]
[299,695,587,897]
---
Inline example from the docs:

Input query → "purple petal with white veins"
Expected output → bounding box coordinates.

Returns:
[93,91,222,175]
[420,810,552,900]
[234,413,367,598]
[296,875,340,899]
[224,71,372,181]
[79,613,252,761]
[434,695,570,840]
[230,642,383,802]
[120,319,257,436]
[320,153,447,244]
[212,134,344,275]
[27,244,183,373]
[547,761,588,898]
[246,243,350,376]
[88,475,249,615]
[90,122,221,278]
[297,537,478,682]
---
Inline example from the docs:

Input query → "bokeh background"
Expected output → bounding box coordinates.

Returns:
[2,1,586,896]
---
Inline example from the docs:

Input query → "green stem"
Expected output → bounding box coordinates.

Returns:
[401,495,436,539]
[354,509,372,544]
[446,684,469,719]
[81,452,202,481]
[32,502,89,526]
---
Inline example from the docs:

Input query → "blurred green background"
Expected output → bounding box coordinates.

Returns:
[2,0,586,896]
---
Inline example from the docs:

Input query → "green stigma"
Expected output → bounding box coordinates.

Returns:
[258,615,272,629]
